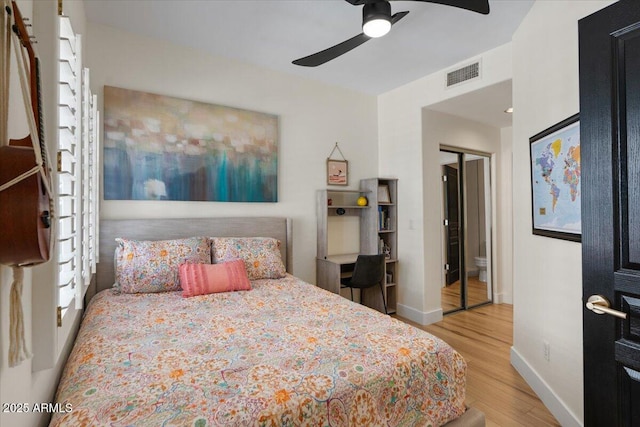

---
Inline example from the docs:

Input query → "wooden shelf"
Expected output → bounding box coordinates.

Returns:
[360,178,399,313]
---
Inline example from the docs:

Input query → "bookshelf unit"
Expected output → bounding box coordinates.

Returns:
[360,178,398,313]
[315,179,398,314]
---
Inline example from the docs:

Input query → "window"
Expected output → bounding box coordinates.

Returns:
[57,15,98,323]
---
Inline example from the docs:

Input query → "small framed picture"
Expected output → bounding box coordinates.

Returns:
[327,159,348,186]
[378,185,391,203]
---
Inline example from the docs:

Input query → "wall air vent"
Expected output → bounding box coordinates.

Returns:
[446,61,480,88]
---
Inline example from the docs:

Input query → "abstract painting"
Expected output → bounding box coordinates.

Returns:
[103,86,278,202]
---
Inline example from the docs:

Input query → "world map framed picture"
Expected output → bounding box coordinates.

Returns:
[529,113,581,242]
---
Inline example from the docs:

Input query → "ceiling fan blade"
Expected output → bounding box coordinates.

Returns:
[345,0,489,15]
[391,10,409,24]
[292,33,371,67]
[293,10,409,67]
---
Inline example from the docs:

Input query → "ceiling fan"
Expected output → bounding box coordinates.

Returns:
[292,0,490,67]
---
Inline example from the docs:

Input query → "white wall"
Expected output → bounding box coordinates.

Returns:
[0,2,87,427]
[497,126,513,305]
[378,44,513,325]
[510,1,614,426]
[86,23,379,285]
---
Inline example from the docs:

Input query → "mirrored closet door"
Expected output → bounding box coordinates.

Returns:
[440,149,493,313]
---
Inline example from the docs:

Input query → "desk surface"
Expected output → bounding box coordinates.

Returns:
[322,253,358,264]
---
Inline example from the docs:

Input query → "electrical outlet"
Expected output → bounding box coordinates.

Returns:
[543,341,551,362]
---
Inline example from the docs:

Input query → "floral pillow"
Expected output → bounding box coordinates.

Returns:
[115,236,211,293]
[211,237,286,280]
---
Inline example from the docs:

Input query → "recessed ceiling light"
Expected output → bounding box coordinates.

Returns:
[504,107,513,114]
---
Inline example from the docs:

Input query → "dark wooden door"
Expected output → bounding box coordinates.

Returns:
[444,164,460,286]
[580,1,640,425]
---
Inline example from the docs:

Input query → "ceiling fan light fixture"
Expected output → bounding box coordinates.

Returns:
[363,18,391,38]
[362,1,392,38]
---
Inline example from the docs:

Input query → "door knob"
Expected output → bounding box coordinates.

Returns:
[586,295,627,320]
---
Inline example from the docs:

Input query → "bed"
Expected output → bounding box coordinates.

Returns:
[50,217,484,427]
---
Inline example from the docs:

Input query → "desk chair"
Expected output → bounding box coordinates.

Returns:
[341,254,387,314]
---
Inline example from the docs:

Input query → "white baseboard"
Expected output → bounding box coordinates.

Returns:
[510,347,582,427]
[493,292,512,304]
[396,303,442,325]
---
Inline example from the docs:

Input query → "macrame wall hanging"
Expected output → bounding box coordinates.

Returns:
[326,142,348,186]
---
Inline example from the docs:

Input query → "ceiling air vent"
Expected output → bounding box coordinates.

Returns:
[446,61,480,88]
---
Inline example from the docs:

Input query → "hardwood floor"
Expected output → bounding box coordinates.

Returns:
[442,276,491,312]
[396,304,560,427]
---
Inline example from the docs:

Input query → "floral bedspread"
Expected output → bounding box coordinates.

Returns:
[50,275,466,426]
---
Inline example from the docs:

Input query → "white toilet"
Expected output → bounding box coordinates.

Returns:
[474,256,487,282]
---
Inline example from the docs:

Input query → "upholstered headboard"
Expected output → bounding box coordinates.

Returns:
[92,217,292,298]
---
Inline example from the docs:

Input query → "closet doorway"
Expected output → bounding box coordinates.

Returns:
[440,148,493,313]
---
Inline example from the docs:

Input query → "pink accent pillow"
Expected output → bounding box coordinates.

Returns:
[179,260,251,297]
